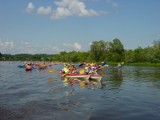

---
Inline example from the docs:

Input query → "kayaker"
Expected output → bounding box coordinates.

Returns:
[117,63,122,68]
[69,64,77,74]
[63,66,69,74]
[101,61,106,66]
[84,64,92,74]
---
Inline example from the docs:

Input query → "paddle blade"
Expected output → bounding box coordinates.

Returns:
[100,71,105,75]
[101,66,105,69]
[48,69,55,73]
[79,81,85,88]
[48,78,54,83]
[121,62,124,64]
[79,69,84,74]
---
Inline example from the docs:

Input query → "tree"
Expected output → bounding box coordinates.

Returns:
[109,38,125,62]
[0,52,2,60]
[133,47,145,62]
[147,40,160,63]
[89,40,107,62]
[124,49,134,63]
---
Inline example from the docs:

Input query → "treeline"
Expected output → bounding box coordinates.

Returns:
[0,53,56,61]
[0,38,160,64]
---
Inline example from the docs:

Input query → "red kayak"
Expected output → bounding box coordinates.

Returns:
[25,65,32,71]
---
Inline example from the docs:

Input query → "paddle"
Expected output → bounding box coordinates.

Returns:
[48,69,55,73]
[100,66,105,69]
[100,71,105,75]
[79,81,85,89]
[114,62,124,69]
[79,69,85,74]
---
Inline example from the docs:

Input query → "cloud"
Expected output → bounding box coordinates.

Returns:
[37,6,52,15]
[112,2,119,7]
[148,44,154,48]
[51,0,99,19]
[106,0,119,8]
[0,41,13,48]
[0,40,14,53]
[26,0,109,20]
[63,42,81,51]
[26,2,35,13]
[0,40,84,54]
[74,42,81,50]
[17,42,62,54]
[0,40,63,54]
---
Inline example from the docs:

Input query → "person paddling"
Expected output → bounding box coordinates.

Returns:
[117,63,122,69]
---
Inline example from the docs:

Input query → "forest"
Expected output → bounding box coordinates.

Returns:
[0,38,160,65]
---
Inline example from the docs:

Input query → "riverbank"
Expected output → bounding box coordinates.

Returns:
[1,61,160,67]
[106,62,160,67]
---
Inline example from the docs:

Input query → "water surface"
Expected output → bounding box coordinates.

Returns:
[0,62,160,120]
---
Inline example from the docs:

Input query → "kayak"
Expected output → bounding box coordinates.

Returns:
[25,67,32,71]
[90,74,102,82]
[38,65,47,69]
[65,74,102,82]
[25,64,32,71]
[65,74,91,80]
[17,65,25,68]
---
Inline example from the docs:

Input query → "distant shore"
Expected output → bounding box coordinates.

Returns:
[1,61,160,67]
[106,62,160,67]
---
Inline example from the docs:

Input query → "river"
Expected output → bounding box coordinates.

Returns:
[0,61,160,120]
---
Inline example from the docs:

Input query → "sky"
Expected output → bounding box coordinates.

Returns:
[0,0,160,54]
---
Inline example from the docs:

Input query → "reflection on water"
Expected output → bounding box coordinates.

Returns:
[48,77,54,83]
[61,76,102,90]
[59,76,103,97]
[0,62,160,120]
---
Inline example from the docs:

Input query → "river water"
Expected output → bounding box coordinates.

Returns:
[0,61,160,120]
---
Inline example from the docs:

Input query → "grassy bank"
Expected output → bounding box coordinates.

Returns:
[107,62,160,67]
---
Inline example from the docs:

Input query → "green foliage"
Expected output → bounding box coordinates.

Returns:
[0,52,2,60]
[1,39,160,65]
[124,49,134,63]
[0,54,56,61]
[89,40,107,62]
[109,38,125,62]
[124,39,160,63]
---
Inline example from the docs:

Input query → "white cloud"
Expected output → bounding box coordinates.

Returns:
[0,41,13,48]
[106,0,119,8]
[63,42,81,51]
[63,43,72,48]
[26,0,108,20]
[112,2,119,7]
[0,40,14,53]
[148,44,154,48]
[17,42,62,54]
[0,40,83,54]
[50,0,99,19]
[51,46,64,53]
[0,40,63,54]
[37,6,52,15]
[74,42,81,50]
[26,2,35,13]
[51,7,72,19]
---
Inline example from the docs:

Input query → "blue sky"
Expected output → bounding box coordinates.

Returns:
[0,0,160,54]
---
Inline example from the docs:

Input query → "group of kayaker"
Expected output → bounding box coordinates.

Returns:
[24,62,47,71]
[59,62,103,75]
